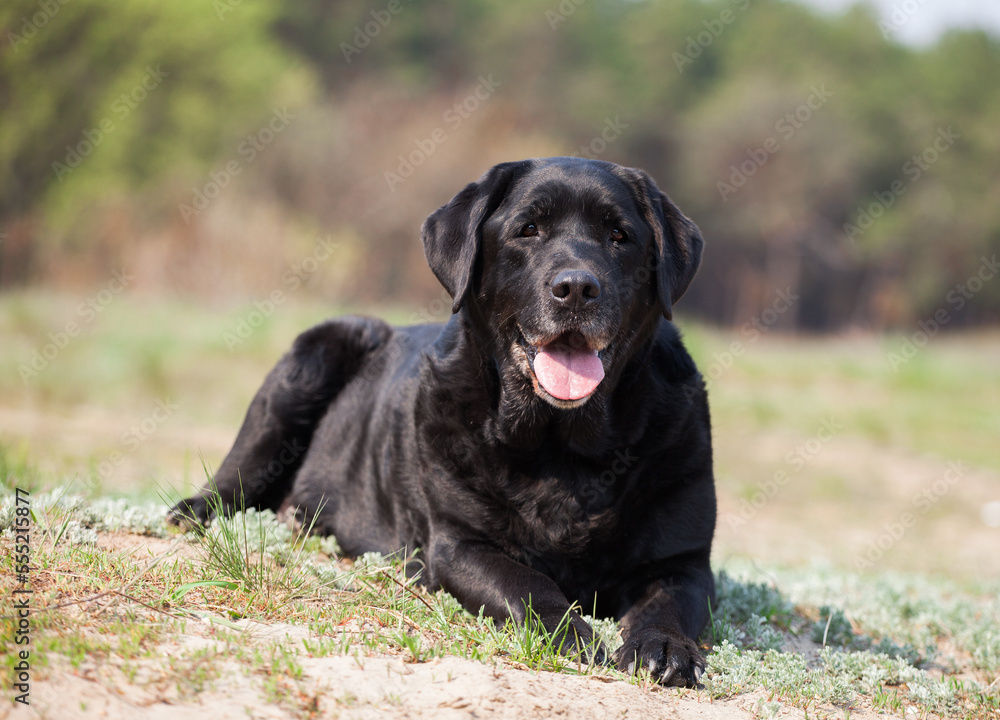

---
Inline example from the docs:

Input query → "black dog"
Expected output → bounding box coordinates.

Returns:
[169,157,716,687]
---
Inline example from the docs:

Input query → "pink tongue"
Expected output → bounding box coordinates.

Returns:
[533,344,605,401]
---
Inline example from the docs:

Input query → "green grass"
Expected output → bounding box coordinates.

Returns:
[2,292,997,473]
[0,439,40,491]
[2,489,998,718]
[2,293,999,716]
[679,326,1000,474]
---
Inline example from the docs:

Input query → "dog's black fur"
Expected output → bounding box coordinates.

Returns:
[169,157,716,687]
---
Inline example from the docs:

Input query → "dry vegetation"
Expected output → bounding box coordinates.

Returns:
[1,296,999,718]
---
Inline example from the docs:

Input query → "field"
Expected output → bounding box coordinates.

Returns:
[1,292,999,719]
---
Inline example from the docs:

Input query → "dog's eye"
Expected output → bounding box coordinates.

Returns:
[520,223,539,238]
[610,228,626,243]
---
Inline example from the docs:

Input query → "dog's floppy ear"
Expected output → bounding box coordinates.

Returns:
[421,161,530,313]
[620,167,704,320]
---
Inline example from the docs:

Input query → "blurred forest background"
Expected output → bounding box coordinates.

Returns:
[2,0,1000,584]
[3,0,999,332]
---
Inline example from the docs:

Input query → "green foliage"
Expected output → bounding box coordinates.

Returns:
[0,486,169,541]
[4,0,1000,327]
[0,439,39,491]
[706,571,793,651]
[192,503,315,601]
[810,605,928,666]
[3,489,999,717]
[0,0,312,229]
[811,605,858,648]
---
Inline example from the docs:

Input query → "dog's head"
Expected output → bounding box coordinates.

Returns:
[422,157,703,410]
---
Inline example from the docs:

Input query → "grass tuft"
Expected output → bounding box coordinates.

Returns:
[2,489,999,719]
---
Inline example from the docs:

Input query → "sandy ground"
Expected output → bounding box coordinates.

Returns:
[2,401,996,719]
[0,534,895,720]
[9,617,888,720]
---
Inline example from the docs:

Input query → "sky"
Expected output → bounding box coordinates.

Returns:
[796,0,1000,45]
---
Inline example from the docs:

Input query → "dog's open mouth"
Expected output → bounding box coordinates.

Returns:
[519,330,605,403]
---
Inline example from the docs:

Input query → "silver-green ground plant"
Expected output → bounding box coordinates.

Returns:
[1,486,998,719]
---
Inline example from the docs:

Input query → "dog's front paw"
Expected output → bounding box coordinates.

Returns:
[548,615,610,667]
[167,495,212,530]
[614,628,705,687]
[572,635,610,667]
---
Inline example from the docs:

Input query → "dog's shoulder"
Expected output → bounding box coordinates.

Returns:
[649,321,700,384]
[638,321,710,447]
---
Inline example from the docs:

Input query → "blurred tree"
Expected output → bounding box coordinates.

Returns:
[1,0,998,328]
[0,0,312,283]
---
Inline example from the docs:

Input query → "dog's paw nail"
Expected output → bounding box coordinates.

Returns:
[660,665,678,686]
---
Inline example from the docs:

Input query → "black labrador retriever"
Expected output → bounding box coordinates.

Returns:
[169,157,716,687]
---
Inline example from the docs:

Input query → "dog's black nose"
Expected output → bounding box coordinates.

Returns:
[550,269,601,307]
